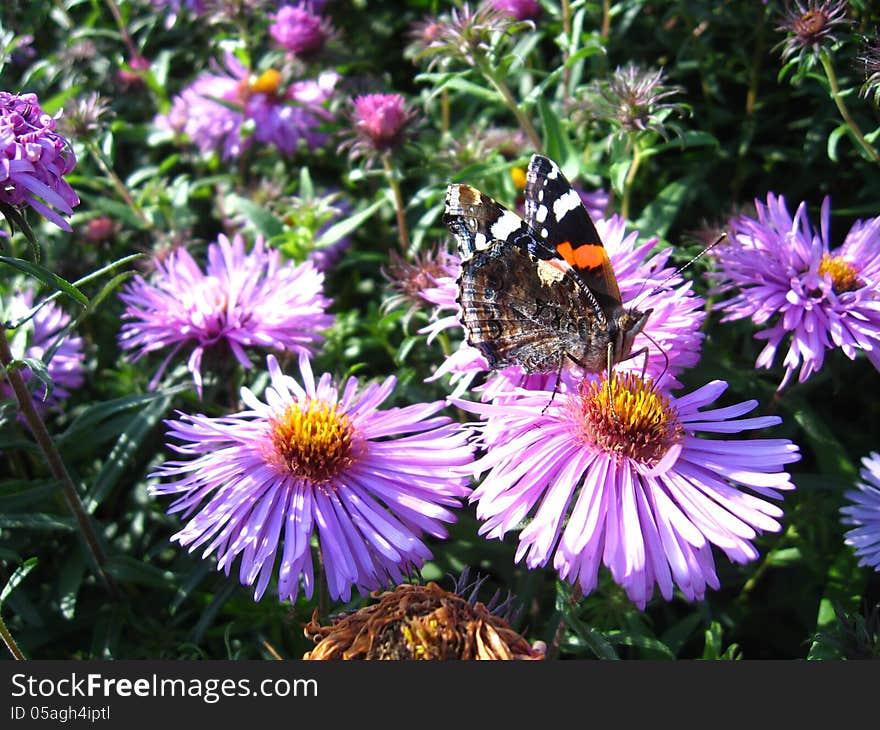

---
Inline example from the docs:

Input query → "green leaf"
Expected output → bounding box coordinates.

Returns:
[86,393,172,512]
[57,392,175,447]
[0,257,88,308]
[229,196,285,239]
[106,555,177,590]
[793,406,858,479]
[604,630,676,658]
[58,550,87,620]
[537,96,575,168]
[564,612,619,659]
[827,124,848,162]
[0,557,38,607]
[633,179,692,239]
[0,514,75,531]
[314,196,386,248]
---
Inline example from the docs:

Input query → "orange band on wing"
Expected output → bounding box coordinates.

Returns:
[556,241,606,270]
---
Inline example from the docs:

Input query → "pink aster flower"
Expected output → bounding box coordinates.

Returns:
[151,354,474,602]
[0,91,79,230]
[155,53,337,160]
[341,93,416,162]
[841,452,880,572]
[118,233,333,396]
[425,214,707,394]
[2,290,85,412]
[713,194,880,389]
[269,3,334,58]
[455,372,800,609]
[485,0,541,21]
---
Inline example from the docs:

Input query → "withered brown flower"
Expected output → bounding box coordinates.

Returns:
[303,581,545,660]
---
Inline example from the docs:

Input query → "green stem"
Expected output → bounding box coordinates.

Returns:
[620,143,642,220]
[482,68,544,154]
[561,0,572,98]
[0,611,25,660]
[740,523,797,597]
[548,583,582,660]
[819,49,880,165]
[0,328,119,599]
[84,140,151,228]
[382,152,411,252]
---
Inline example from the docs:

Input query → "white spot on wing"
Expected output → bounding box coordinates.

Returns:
[489,210,523,241]
[553,189,581,221]
[534,205,548,223]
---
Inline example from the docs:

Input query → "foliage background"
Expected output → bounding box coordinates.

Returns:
[0,0,879,660]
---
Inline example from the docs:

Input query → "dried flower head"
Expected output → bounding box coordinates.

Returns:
[775,0,851,62]
[0,91,79,230]
[575,63,685,140]
[303,581,544,659]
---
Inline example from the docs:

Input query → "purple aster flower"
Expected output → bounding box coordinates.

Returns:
[485,0,541,21]
[151,354,474,602]
[424,213,707,393]
[118,233,333,396]
[841,452,880,572]
[578,188,610,222]
[455,372,800,609]
[269,3,334,58]
[155,53,337,160]
[2,290,85,412]
[712,194,880,389]
[0,91,79,230]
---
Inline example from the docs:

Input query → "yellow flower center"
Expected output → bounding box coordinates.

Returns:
[571,372,683,466]
[817,253,861,294]
[249,68,282,96]
[510,166,527,191]
[268,399,356,485]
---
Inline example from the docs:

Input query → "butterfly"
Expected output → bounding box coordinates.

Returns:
[442,153,652,379]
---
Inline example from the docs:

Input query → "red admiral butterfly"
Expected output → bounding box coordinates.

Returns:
[443,154,652,379]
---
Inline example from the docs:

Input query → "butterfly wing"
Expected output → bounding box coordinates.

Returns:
[444,184,605,372]
[524,154,623,310]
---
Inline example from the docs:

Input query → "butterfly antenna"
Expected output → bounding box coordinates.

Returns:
[644,232,727,299]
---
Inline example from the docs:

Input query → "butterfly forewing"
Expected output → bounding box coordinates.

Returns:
[524,155,623,308]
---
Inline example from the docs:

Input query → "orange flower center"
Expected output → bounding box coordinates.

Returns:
[268,399,356,485]
[570,373,683,466]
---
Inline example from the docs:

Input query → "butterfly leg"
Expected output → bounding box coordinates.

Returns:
[540,358,568,415]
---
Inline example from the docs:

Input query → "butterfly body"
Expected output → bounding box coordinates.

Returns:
[444,154,651,376]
